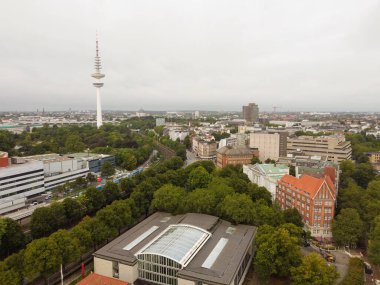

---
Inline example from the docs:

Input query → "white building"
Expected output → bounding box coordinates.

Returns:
[249,132,287,161]
[25,154,89,190]
[0,158,45,214]
[243,163,289,200]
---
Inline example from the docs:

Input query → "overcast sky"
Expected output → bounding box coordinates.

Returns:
[1,0,379,112]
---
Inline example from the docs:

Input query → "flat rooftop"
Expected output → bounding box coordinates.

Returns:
[68,153,113,160]
[94,212,256,285]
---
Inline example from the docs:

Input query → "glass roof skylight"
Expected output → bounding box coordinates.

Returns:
[137,224,211,267]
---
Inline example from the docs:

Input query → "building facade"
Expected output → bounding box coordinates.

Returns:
[287,135,352,163]
[276,174,336,240]
[243,164,289,200]
[0,158,45,214]
[192,138,217,160]
[94,212,256,285]
[249,131,287,161]
[242,103,259,124]
[216,146,253,168]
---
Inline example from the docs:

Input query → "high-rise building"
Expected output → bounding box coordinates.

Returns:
[91,35,105,128]
[242,103,259,124]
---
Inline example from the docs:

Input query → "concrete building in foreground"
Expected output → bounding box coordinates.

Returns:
[287,135,352,163]
[94,212,256,285]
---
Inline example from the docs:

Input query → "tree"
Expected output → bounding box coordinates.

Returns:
[101,161,115,178]
[332,208,363,247]
[71,224,92,253]
[79,217,111,250]
[103,181,121,204]
[96,207,121,237]
[220,193,255,224]
[62,198,84,225]
[24,237,62,283]
[283,208,304,228]
[50,230,80,267]
[0,218,25,258]
[30,207,55,239]
[368,215,380,265]
[151,184,186,214]
[251,156,261,164]
[254,227,302,283]
[290,253,339,285]
[64,134,85,153]
[84,186,106,213]
[187,166,212,190]
[1,251,25,285]
[352,162,375,188]
[184,188,217,215]
[119,177,136,197]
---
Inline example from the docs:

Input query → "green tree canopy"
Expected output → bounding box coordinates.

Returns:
[101,161,116,177]
[49,229,80,266]
[283,208,304,228]
[332,208,363,247]
[64,134,85,153]
[23,237,62,281]
[151,184,186,214]
[254,227,302,283]
[220,193,255,224]
[0,218,25,258]
[368,215,380,265]
[290,253,339,285]
[187,166,212,190]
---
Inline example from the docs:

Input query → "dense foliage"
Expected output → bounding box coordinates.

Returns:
[338,258,364,285]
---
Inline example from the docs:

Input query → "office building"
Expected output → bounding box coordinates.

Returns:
[216,146,253,168]
[243,164,289,200]
[0,157,45,214]
[287,135,352,163]
[93,212,256,285]
[242,103,259,124]
[276,174,336,240]
[68,153,115,173]
[24,154,89,190]
[249,131,287,161]
[365,152,380,171]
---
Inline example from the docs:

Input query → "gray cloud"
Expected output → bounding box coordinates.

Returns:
[0,0,379,112]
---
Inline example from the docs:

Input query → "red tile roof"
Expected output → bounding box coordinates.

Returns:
[77,273,128,285]
[280,174,336,198]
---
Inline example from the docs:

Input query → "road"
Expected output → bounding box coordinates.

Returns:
[301,244,349,283]
[186,150,199,166]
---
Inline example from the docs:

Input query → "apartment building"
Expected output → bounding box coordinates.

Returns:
[192,137,217,159]
[365,151,380,171]
[287,135,352,163]
[216,146,253,168]
[276,174,336,240]
[249,131,287,161]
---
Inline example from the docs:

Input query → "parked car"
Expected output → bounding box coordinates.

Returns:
[303,239,310,247]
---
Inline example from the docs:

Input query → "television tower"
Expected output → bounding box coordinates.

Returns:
[91,34,105,128]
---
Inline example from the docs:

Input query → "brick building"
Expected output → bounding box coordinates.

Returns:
[276,174,336,240]
[216,146,254,168]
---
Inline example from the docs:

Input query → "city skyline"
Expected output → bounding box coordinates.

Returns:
[1,0,380,112]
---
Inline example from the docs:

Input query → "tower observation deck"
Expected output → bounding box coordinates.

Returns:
[91,36,105,128]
